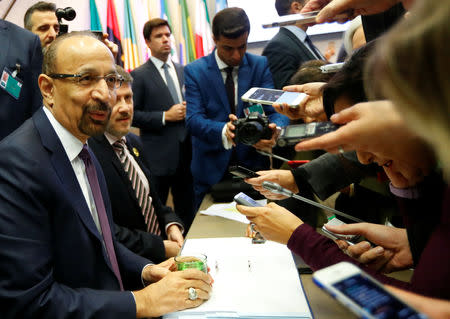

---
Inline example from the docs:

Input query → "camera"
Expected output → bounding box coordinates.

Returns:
[56,7,76,35]
[233,112,272,146]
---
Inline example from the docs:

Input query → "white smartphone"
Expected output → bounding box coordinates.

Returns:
[262,11,319,28]
[313,262,428,319]
[241,87,306,107]
[321,216,359,245]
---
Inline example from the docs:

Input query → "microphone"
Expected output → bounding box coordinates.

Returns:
[256,149,290,163]
[262,181,364,223]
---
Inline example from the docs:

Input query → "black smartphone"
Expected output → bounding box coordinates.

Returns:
[229,165,259,179]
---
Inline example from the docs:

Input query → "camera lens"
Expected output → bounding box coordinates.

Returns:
[237,122,264,145]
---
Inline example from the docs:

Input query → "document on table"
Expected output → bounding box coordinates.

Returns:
[164,237,313,319]
[199,200,267,224]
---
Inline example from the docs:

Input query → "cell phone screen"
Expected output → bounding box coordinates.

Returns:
[249,89,283,102]
[333,274,426,319]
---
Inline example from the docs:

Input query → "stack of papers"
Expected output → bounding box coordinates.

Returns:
[199,200,267,224]
[164,237,313,319]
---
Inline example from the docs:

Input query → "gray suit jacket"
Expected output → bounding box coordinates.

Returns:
[262,27,318,89]
[131,59,186,176]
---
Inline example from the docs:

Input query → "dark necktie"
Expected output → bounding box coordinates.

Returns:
[113,139,161,235]
[305,36,324,60]
[78,145,124,290]
[224,66,235,114]
[162,63,181,104]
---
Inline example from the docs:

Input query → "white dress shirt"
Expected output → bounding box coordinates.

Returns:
[43,106,102,235]
[215,50,239,150]
[150,56,183,125]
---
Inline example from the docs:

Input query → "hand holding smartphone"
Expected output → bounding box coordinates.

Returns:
[241,88,306,108]
[313,262,428,319]
[234,192,266,244]
[229,165,260,179]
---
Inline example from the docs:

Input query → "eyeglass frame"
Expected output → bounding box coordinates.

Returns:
[48,73,124,90]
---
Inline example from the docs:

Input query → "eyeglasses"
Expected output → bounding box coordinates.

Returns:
[48,73,124,90]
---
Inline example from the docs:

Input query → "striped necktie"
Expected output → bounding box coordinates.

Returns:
[113,139,161,235]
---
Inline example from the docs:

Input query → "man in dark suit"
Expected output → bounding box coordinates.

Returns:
[262,0,326,89]
[24,1,59,50]
[131,18,195,229]
[0,32,211,318]
[0,19,42,140]
[90,66,184,263]
[185,8,289,208]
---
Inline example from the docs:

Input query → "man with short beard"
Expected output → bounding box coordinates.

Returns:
[0,32,211,318]
[89,66,185,263]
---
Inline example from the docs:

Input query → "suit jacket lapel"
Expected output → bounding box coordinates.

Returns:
[237,54,251,115]
[282,28,317,60]
[0,20,11,69]
[33,109,102,243]
[207,52,229,113]
[146,59,175,105]
[174,62,185,99]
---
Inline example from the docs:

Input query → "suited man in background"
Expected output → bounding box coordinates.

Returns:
[0,32,211,318]
[185,7,289,208]
[263,0,326,89]
[131,18,195,229]
[24,1,59,50]
[90,65,185,263]
[0,18,42,140]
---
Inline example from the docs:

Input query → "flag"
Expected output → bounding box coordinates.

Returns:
[123,0,140,71]
[194,0,214,58]
[159,0,179,63]
[179,0,196,64]
[107,0,123,66]
[89,0,102,32]
[215,0,228,13]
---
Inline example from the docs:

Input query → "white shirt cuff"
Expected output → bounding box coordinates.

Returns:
[165,222,184,235]
[141,263,154,287]
[162,112,166,126]
[222,124,233,150]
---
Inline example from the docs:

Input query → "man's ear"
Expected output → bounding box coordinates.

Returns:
[290,1,303,13]
[38,74,54,107]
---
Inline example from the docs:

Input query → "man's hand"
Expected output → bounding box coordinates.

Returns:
[273,83,327,122]
[252,123,278,152]
[134,269,212,318]
[325,223,413,273]
[236,202,303,245]
[167,224,184,246]
[225,114,238,146]
[164,241,181,258]
[142,258,176,284]
[301,0,400,24]
[245,170,299,200]
[102,34,119,59]
[165,102,187,122]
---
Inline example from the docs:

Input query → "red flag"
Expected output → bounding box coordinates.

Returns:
[107,0,123,66]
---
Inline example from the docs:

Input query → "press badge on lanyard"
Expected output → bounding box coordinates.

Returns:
[243,103,265,117]
[1,66,23,100]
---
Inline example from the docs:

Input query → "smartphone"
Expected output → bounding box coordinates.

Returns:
[234,193,266,244]
[320,62,344,74]
[321,216,359,245]
[277,122,340,147]
[233,192,263,207]
[241,88,306,107]
[229,165,260,179]
[262,11,319,28]
[313,262,428,319]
